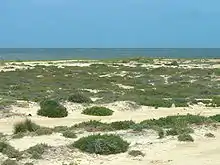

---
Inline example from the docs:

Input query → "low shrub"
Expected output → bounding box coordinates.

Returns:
[26,143,49,159]
[0,142,21,158]
[209,114,220,122]
[53,126,69,133]
[73,120,114,132]
[110,121,135,130]
[178,134,194,142]
[157,129,165,139]
[145,99,173,108]
[35,127,53,136]
[68,93,92,103]
[62,130,77,139]
[37,100,68,118]
[73,134,129,155]
[2,159,18,165]
[82,106,113,116]
[166,128,178,136]
[211,97,220,107]
[128,150,145,157]
[166,127,194,136]
[141,114,212,129]
[205,133,215,138]
[24,163,34,165]
[130,124,144,132]
[14,119,40,134]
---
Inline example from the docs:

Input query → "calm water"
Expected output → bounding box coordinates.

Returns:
[0,48,220,61]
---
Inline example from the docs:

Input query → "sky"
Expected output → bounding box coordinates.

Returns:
[0,0,220,48]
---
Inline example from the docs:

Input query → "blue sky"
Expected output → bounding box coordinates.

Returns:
[0,0,220,48]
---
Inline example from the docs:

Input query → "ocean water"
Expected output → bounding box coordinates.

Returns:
[0,48,220,61]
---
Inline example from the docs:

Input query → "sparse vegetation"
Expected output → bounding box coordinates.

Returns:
[0,142,21,158]
[35,127,53,136]
[26,144,49,159]
[205,133,215,138]
[62,130,77,139]
[110,121,135,130]
[24,163,34,165]
[73,134,129,155]
[68,93,92,103]
[128,150,145,157]
[37,100,68,118]
[1,159,18,165]
[178,134,194,142]
[209,114,220,122]
[166,127,194,136]
[82,106,113,116]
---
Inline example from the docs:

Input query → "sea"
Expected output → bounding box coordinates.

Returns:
[0,48,220,61]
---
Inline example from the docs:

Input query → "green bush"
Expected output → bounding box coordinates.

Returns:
[178,134,194,142]
[2,159,18,165]
[68,93,92,103]
[14,119,40,134]
[37,100,68,118]
[62,130,77,139]
[110,121,135,130]
[128,150,145,157]
[82,106,113,116]
[26,144,49,159]
[0,142,21,158]
[73,134,129,155]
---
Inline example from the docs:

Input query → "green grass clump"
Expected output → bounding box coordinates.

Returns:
[26,144,49,159]
[0,142,21,158]
[178,134,194,142]
[128,150,145,157]
[37,100,68,118]
[110,121,135,130]
[62,130,77,139]
[82,106,113,116]
[73,134,129,155]
[2,159,18,165]
[14,119,40,134]
[68,93,92,103]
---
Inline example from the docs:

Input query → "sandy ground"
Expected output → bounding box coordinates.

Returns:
[0,59,220,164]
[1,58,220,72]
[0,101,220,165]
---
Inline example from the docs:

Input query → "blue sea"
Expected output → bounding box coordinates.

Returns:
[0,48,220,61]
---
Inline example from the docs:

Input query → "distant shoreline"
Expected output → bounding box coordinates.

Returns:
[0,48,220,61]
